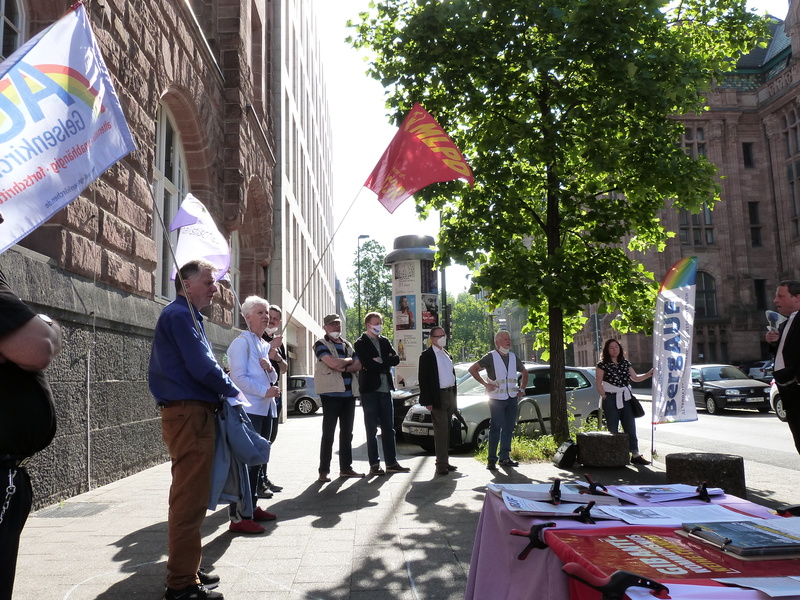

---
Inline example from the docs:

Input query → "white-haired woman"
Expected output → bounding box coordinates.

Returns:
[226,296,281,533]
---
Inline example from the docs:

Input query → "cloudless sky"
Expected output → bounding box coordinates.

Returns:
[314,0,790,305]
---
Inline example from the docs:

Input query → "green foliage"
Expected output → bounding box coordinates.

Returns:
[474,435,560,464]
[345,239,393,341]
[447,291,491,362]
[351,0,766,441]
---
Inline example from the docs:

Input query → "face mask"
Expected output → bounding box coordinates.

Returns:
[328,331,341,340]
[265,326,279,335]
[369,324,382,335]
[497,346,510,355]
[435,335,446,346]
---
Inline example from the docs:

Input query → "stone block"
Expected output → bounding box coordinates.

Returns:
[577,432,629,467]
[665,452,747,499]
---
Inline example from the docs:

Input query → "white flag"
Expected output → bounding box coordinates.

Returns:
[652,257,698,424]
[0,5,135,254]
[169,194,230,281]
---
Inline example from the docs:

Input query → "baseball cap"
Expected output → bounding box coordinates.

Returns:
[323,313,342,325]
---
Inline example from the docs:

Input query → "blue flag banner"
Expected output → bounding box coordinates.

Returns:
[0,4,136,254]
[652,257,698,424]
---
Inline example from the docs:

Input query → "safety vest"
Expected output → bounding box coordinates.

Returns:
[488,350,519,399]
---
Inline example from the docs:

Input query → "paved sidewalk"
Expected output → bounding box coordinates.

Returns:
[15,408,672,600]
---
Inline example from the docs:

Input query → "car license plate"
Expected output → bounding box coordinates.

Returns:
[410,426,430,436]
[744,397,763,403]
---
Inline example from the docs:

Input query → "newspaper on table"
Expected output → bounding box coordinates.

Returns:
[500,491,617,518]
[488,482,621,505]
[613,484,724,503]
[599,503,764,526]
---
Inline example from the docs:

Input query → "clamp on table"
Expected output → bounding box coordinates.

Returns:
[580,473,608,496]
[573,500,598,524]
[562,562,670,600]
[509,522,555,560]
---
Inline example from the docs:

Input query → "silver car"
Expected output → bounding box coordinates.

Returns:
[287,375,320,415]
[402,364,599,451]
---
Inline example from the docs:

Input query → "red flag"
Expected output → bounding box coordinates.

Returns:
[365,103,474,213]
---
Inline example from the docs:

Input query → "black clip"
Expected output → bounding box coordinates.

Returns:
[696,481,711,503]
[581,473,608,496]
[777,504,800,517]
[573,500,597,524]
[562,562,670,600]
[510,522,555,560]
[550,477,562,505]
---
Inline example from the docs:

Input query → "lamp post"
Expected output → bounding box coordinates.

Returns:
[357,234,370,330]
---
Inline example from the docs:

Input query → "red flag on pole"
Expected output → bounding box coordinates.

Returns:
[364,103,474,213]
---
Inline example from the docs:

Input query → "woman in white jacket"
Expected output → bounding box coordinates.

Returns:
[226,296,282,533]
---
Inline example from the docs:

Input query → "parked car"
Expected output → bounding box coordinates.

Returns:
[690,364,771,414]
[390,362,472,435]
[746,360,774,383]
[770,380,788,422]
[402,364,599,451]
[287,375,320,415]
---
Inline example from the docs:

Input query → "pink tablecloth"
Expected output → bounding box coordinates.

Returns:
[464,490,788,600]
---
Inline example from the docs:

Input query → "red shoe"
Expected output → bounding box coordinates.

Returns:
[229,518,265,534]
[253,507,277,521]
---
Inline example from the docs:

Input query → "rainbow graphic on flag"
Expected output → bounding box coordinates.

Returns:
[659,256,698,292]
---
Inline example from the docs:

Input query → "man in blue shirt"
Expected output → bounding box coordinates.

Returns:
[149,259,241,600]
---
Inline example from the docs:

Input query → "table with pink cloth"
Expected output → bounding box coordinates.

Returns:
[464,487,797,600]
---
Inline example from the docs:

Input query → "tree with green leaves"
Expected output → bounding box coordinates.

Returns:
[351,0,766,440]
[345,239,393,341]
[448,291,491,363]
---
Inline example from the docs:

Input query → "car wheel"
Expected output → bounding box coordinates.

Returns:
[296,397,315,415]
[705,395,721,414]
[775,395,788,422]
[471,420,491,450]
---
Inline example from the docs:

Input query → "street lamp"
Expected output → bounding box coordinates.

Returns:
[357,235,370,329]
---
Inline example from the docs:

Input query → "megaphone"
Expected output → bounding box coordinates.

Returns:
[766,310,787,332]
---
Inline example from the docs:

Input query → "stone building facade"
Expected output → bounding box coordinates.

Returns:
[574,3,800,371]
[0,0,304,508]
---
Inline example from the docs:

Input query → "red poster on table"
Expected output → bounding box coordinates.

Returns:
[545,526,800,600]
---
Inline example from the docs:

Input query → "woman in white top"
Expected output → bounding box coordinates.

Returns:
[226,296,281,532]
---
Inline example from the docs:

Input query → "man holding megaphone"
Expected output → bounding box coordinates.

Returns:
[767,281,800,454]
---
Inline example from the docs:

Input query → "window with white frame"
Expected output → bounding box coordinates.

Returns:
[230,230,241,326]
[152,105,188,300]
[1,0,22,61]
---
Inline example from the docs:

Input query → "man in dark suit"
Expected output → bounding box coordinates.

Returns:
[767,280,800,454]
[353,312,410,475]
[418,327,457,475]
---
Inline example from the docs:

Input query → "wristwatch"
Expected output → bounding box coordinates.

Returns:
[38,314,54,326]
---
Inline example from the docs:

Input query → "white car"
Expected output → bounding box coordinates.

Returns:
[770,380,788,422]
[402,364,599,451]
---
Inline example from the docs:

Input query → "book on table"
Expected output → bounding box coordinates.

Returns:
[488,482,621,506]
[500,491,617,518]
[681,520,800,556]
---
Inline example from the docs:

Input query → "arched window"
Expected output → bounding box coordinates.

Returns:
[696,271,717,319]
[152,105,188,300]
[1,0,23,61]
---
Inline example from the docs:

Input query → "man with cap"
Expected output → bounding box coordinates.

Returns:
[314,313,364,481]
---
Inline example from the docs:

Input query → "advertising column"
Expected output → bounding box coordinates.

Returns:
[384,235,439,388]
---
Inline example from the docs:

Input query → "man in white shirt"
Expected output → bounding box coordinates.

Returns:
[767,281,800,454]
[418,327,457,475]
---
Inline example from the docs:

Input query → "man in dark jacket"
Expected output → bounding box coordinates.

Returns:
[353,312,411,476]
[767,280,800,454]
[417,327,457,475]
[0,268,61,600]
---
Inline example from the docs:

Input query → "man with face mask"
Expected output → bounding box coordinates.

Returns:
[418,327,457,475]
[314,314,364,481]
[258,304,287,497]
[469,330,528,470]
[353,312,411,476]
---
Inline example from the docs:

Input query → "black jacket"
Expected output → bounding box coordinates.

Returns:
[353,333,400,394]
[772,316,800,385]
[418,345,455,409]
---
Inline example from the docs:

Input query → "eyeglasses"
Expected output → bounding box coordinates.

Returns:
[431,334,445,339]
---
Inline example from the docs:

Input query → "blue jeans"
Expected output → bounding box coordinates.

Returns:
[487,396,518,463]
[361,391,397,467]
[319,395,356,473]
[603,392,639,453]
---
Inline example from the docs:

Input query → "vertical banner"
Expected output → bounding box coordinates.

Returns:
[652,257,698,424]
[0,5,136,254]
